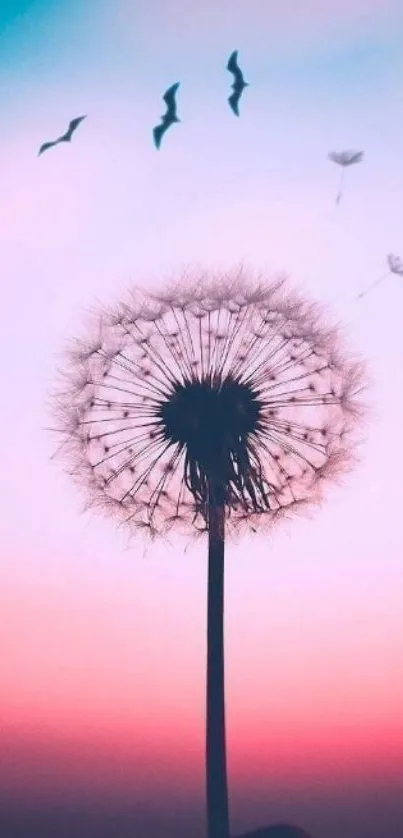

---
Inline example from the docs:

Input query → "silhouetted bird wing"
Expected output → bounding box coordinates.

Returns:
[62,115,87,141]
[153,122,168,150]
[228,90,241,116]
[227,50,246,88]
[38,140,58,156]
[162,83,180,120]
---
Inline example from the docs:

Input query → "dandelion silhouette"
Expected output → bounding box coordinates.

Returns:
[328,150,364,205]
[51,268,366,838]
[358,253,403,300]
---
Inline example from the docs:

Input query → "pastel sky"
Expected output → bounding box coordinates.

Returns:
[1,1,403,837]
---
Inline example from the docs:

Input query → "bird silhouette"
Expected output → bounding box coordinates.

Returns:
[227,50,249,116]
[38,116,87,156]
[153,83,181,149]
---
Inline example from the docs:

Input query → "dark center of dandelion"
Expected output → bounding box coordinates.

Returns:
[156,374,264,510]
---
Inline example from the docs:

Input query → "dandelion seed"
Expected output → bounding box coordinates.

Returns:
[358,253,403,300]
[328,150,364,206]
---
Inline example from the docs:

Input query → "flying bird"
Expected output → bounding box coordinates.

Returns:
[153,82,181,149]
[38,116,87,156]
[227,50,249,116]
[328,150,364,205]
[357,253,403,300]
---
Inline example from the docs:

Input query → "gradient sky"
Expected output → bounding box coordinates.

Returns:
[1,2,403,837]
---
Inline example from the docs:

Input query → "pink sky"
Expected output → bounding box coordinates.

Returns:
[1,1,403,836]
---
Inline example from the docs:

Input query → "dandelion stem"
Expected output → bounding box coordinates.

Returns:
[206,493,230,838]
[336,167,345,206]
[357,271,390,300]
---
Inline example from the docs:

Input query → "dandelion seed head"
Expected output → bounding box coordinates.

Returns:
[387,253,403,276]
[328,150,364,167]
[51,269,367,539]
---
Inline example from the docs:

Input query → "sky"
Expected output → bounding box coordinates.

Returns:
[1,1,403,837]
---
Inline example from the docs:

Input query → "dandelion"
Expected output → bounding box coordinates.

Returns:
[328,150,364,205]
[358,252,403,300]
[51,268,366,838]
